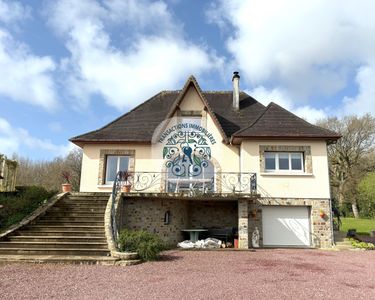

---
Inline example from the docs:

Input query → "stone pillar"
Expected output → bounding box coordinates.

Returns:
[238,199,249,249]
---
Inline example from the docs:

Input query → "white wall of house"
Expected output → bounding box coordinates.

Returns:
[241,140,330,199]
[79,85,330,198]
[80,144,153,192]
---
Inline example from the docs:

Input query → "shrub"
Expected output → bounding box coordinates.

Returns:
[118,229,164,261]
[0,186,54,230]
[349,238,375,250]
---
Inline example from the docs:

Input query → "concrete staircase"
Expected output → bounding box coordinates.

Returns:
[0,193,119,264]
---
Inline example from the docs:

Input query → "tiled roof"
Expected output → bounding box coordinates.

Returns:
[70,77,340,145]
[231,102,340,142]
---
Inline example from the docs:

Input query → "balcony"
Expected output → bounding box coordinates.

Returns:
[112,171,257,196]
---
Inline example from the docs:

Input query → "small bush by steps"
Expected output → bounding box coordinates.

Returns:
[118,229,164,261]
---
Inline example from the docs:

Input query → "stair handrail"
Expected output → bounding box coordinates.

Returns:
[110,171,123,245]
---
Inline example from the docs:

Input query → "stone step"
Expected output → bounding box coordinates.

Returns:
[0,248,109,256]
[70,192,110,198]
[8,236,107,243]
[67,198,108,203]
[0,241,109,250]
[24,225,104,232]
[45,207,105,217]
[36,220,104,226]
[39,216,104,222]
[0,255,118,265]
[54,206,107,212]
[15,230,105,237]
[335,241,352,246]
[56,202,107,208]
[60,200,108,205]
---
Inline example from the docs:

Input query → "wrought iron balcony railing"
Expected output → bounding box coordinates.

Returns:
[113,171,257,195]
[110,171,257,245]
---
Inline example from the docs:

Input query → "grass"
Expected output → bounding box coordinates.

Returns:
[340,217,375,235]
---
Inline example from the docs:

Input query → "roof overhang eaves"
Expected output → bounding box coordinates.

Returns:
[69,139,152,147]
[230,135,341,145]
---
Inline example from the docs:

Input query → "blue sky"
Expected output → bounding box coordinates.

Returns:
[0,0,374,160]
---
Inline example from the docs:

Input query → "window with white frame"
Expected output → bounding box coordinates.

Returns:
[265,152,304,172]
[105,155,129,184]
[180,116,201,127]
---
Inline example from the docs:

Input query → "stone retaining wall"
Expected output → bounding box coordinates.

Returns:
[121,197,238,246]
[120,195,332,249]
[244,197,333,248]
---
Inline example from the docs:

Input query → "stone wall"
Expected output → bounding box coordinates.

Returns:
[120,195,332,249]
[187,200,237,229]
[121,197,238,246]
[246,197,333,248]
[121,197,188,246]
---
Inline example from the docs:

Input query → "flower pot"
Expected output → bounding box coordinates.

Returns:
[122,184,131,193]
[250,209,257,218]
[62,183,72,193]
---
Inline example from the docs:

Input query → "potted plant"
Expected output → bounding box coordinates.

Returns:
[61,171,72,193]
[121,171,132,193]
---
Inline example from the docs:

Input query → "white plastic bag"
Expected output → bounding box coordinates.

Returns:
[203,238,222,248]
[177,240,195,249]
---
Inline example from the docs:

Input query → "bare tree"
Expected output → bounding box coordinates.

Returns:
[317,114,375,218]
[65,148,83,191]
[14,149,83,192]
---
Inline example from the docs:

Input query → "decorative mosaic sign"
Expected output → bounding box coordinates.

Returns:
[159,123,216,177]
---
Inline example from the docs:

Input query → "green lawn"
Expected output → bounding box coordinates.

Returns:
[340,217,375,235]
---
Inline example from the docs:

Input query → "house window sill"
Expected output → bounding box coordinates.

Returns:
[97,185,112,189]
[260,172,314,177]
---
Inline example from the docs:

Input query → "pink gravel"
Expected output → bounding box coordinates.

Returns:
[1,249,375,299]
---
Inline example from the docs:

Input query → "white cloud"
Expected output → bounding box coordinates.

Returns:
[208,0,375,116]
[48,122,63,133]
[293,106,327,123]
[249,86,293,109]
[342,65,375,116]
[105,0,179,35]
[249,86,327,123]
[0,1,58,110]
[0,0,31,25]
[0,30,58,110]
[0,117,73,157]
[46,0,224,111]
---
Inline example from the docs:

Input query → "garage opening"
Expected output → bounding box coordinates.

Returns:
[262,206,311,247]
[184,200,238,246]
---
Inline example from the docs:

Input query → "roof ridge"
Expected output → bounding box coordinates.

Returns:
[70,91,165,141]
[268,102,340,137]
[232,102,272,137]
[165,75,230,143]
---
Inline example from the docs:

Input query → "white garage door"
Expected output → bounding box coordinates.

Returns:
[262,206,311,247]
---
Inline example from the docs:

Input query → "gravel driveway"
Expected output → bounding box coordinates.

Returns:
[1,249,375,299]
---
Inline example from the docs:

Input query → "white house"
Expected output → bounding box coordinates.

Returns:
[71,73,340,249]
